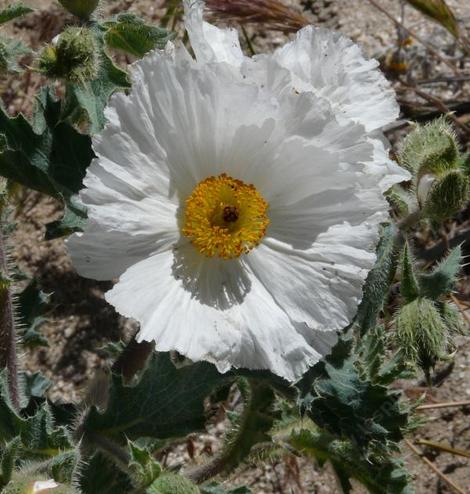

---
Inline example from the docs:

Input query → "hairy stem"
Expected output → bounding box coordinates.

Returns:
[186,379,276,484]
[0,224,20,411]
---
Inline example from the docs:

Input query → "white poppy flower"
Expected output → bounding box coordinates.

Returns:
[67,0,410,381]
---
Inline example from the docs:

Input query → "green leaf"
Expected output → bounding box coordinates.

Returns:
[128,440,161,487]
[17,279,50,349]
[418,245,462,299]
[79,453,133,494]
[290,428,413,494]
[85,353,231,440]
[400,243,419,303]
[21,372,51,403]
[356,224,400,334]
[298,338,408,452]
[0,436,21,487]
[45,200,87,240]
[0,37,31,74]
[0,371,23,441]
[405,0,459,38]
[58,0,99,19]
[103,14,174,58]
[0,88,94,236]
[0,4,33,24]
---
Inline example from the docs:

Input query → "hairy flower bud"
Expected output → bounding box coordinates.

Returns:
[3,472,79,494]
[394,297,447,375]
[400,117,459,179]
[58,0,100,19]
[147,473,199,494]
[421,170,468,222]
[38,27,98,83]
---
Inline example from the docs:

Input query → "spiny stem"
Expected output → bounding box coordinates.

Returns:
[0,224,20,412]
[186,379,275,484]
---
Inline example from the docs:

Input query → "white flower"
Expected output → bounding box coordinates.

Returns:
[67,0,410,381]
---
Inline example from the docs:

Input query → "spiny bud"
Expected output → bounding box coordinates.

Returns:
[3,472,79,494]
[146,473,199,494]
[58,0,100,19]
[400,117,459,179]
[421,169,468,222]
[38,27,98,83]
[394,297,448,376]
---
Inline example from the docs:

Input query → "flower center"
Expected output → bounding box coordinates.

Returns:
[182,173,269,259]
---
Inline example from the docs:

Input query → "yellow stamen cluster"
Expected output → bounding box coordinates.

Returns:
[182,173,269,259]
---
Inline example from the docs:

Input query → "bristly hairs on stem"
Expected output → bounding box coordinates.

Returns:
[0,186,22,412]
[205,0,310,33]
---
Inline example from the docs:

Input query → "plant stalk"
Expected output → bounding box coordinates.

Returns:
[0,224,20,412]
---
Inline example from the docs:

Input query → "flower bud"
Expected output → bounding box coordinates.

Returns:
[394,297,447,375]
[421,169,468,222]
[146,473,199,494]
[38,27,98,83]
[58,0,100,19]
[400,117,459,178]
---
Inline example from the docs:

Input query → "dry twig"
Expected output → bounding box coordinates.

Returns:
[404,439,467,494]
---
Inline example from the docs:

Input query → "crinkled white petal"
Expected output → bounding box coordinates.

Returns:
[273,26,399,131]
[183,0,244,65]
[106,244,322,381]
[249,217,379,331]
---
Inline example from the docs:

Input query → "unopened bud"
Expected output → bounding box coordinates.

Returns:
[395,297,447,375]
[147,473,199,494]
[38,27,98,83]
[421,170,468,222]
[400,117,459,178]
[58,0,100,19]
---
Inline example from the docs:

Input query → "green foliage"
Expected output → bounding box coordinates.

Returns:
[221,380,278,474]
[85,353,231,440]
[0,88,94,237]
[0,370,78,483]
[400,243,419,303]
[103,13,175,58]
[290,427,413,494]
[39,27,98,83]
[0,37,31,74]
[0,4,33,25]
[58,0,100,19]
[0,436,21,487]
[355,224,400,334]
[17,280,50,349]
[147,473,199,494]
[128,440,161,487]
[298,338,408,454]
[418,245,462,299]
[405,0,459,38]
[78,453,132,494]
